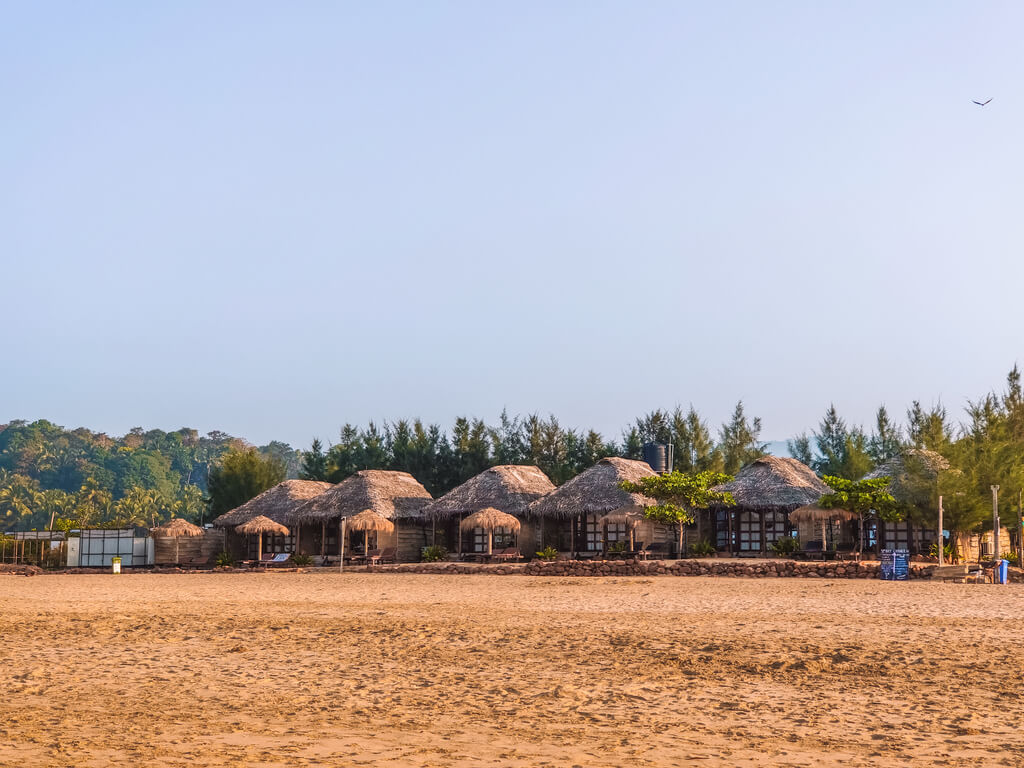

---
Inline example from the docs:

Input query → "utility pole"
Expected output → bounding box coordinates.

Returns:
[937,495,944,565]
[991,485,1000,562]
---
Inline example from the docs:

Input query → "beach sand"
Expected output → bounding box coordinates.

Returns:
[1,572,1022,767]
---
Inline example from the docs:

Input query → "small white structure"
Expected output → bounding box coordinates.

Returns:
[67,529,154,567]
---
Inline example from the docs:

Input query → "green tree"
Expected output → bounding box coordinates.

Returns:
[171,484,206,524]
[818,475,899,554]
[299,438,328,481]
[673,406,722,473]
[620,471,735,557]
[718,401,767,474]
[207,448,286,518]
[869,405,904,464]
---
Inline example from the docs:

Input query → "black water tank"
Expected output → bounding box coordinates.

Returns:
[642,443,674,474]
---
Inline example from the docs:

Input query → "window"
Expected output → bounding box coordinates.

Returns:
[471,527,513,552]
[737,512,759,552]
[605,523,628,544]
[585,516,601,551]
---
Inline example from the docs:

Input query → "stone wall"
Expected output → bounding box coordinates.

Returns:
[373,557,1024,582]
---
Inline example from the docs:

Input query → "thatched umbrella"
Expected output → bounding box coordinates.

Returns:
[712,457,832,556]
[236,515,289,562]
[789,504,857,553]
[344,509,396,561]
[528,457,657,556]
[459,507,521,555]
[423,465,553,556]
[151,518,204,565]
[596,510,644,552]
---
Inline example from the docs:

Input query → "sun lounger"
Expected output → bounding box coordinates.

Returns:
[488,547,521,563]
[366,547,396,566]
[178,556,211,570]
[351,548,382,566]
[256,553,292,568]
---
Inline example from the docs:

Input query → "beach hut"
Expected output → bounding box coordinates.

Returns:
[236,516,289,564]
[788,504,858,553]
[292,470,432,562]
[711,457,832,556]
[459,508,521,556]
[527,457,660,557]
[344,508,396,562]
[862,449,949,554]
[212,479,332,560]
[423,466,554,558]
[151,518,204,565]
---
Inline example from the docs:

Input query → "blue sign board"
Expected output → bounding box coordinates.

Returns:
[880,549,909,581]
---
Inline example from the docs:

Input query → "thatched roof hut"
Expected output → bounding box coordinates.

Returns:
[713,456,831,510]
[862,448,950,504]
[424,465,554,520]
[212,480,333,528]
[293,470,432,523]
[151,517,205,565]
[527,457,656,519]
[459,507,522,533]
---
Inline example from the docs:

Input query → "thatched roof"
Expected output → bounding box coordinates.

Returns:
[459,507,522,533]
[236,515,289,536]
[212,480,333,528]
[789,504,858,524]
[345,509,396,533]
[863,449,951,503]
[151,518,204,538]
[527,457,657,520]
[424,465,554,520]
[293,470,432,523]
[713,456,831,511]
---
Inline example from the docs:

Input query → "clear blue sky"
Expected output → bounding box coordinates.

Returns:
[3,1,1023,448]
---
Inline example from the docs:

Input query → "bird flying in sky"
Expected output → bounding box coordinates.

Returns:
[973,98,993,106]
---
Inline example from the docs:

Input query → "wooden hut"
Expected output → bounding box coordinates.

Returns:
[291,470,432,562]
[527,457,663,557]
[422,465,554,558]
[862,449,949,555]
[211,479,333,560]
[711,456,831,556]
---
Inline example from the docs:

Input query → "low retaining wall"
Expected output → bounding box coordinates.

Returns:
[374,558,1024,582]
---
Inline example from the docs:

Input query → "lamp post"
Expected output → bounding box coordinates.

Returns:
[991,485,1000,561]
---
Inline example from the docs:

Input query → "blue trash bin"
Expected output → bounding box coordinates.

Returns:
[997,559,1009,584]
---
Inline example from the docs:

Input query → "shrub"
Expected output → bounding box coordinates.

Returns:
[421,545,448,562]
[769,536,799,556]
[535,546,558,561]
[1001,551,1020,566]
[607,540,628,554]
[214,551,235,568]
[928,542,955,561]
[291,554,313,567]
[688,539,716,557]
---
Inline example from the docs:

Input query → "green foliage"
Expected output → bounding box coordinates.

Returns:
[535,546,559,561]
[769,536,799,556]
[688,539,716,557]
[809,405,874,480]
[291,554,313,566]
[819,475,901,522]
[607,540,628,554]
[621,471,734,557]
[718,401,767,475]
[207,448,286,518]
[214,551,235,568]
[928,541,954,560]
[1002,551,1020,566]
[421,545,448,562]
[299,438,328,481]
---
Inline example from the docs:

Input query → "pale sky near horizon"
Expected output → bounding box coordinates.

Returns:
[3,1,1023,449]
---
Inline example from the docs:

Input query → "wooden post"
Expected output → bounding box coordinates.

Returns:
[727,511,733,556]
[339,518,346,572]
[295,524,301,556]
[487,528,493,555]
[569,516,575,559]
[759,511,767,556]
[820,519,827,552]
[991,485,1000,562]
[320,522,326,557]
[257,532,263,564]
[457,515,463,559]
[937,495,944,565]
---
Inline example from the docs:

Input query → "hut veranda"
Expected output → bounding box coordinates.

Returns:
[199,455,964,564]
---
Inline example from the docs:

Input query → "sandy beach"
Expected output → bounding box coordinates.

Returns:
[1,572,1022,767]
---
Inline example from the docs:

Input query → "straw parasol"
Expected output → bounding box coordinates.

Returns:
[151,518,204,565]
[789,504,857,551]
[597,509,645,551]
[236,515,289,562]
[459,507,521,555]
[344,509,396,559]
